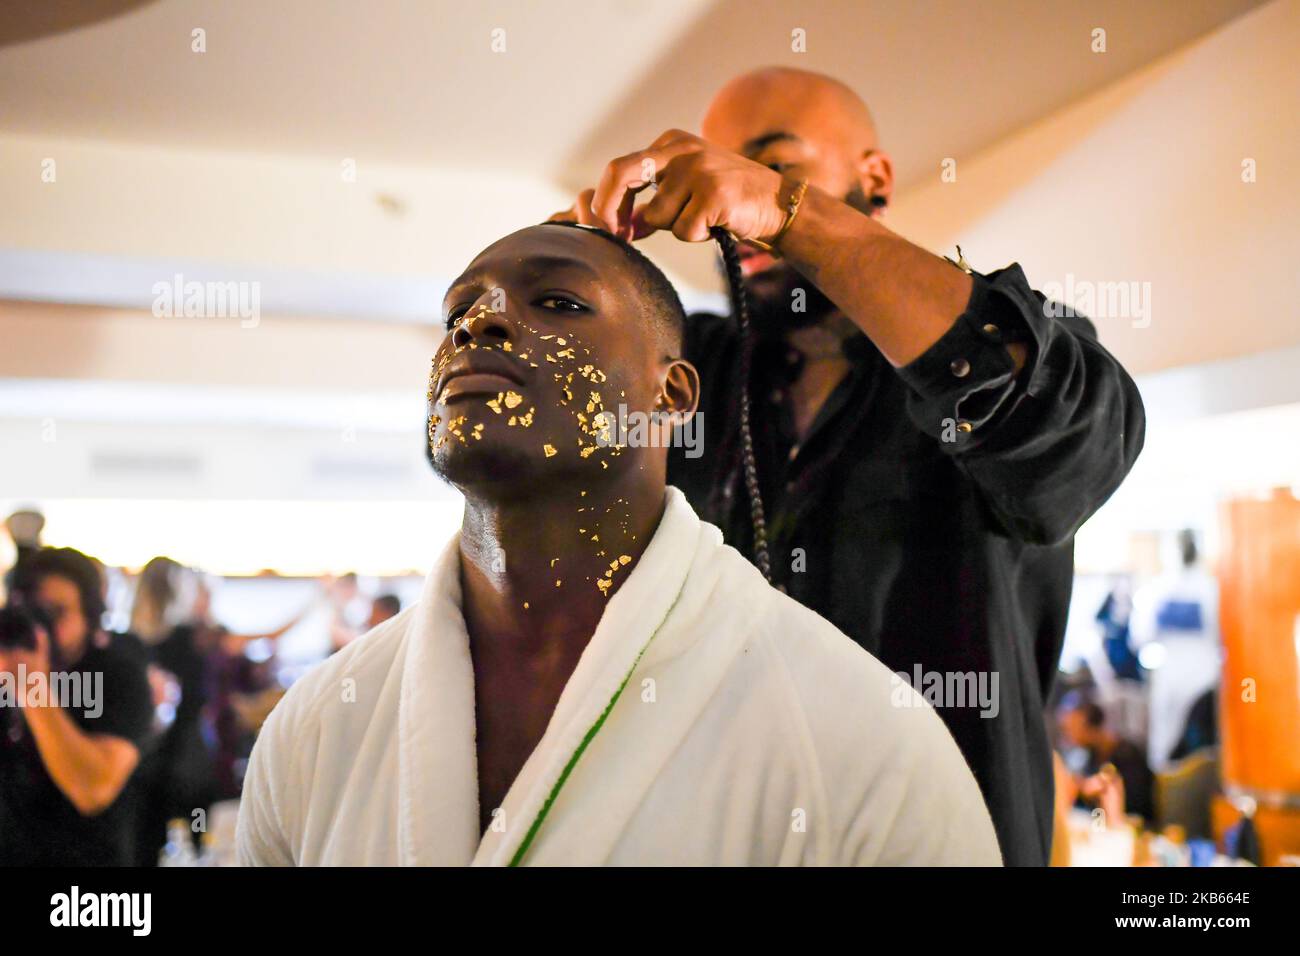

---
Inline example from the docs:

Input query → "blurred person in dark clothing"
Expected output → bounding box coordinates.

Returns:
[1057,690,1154,822]
[129,559,308,862]
[0,547,154,866]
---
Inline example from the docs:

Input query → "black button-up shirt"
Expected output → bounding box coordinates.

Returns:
[668,263,1145,866]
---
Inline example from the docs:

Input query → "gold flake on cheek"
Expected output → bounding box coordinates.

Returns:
[502,342,512,352]
[485,394,503,414]
[543,444,557,457]
[523,601,530,609]
[503,391,523,409]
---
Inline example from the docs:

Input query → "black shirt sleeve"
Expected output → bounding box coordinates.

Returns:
[79,635,155,749]
[895,263,1146,545]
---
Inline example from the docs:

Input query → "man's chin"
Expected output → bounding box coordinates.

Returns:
[429,439,540,492]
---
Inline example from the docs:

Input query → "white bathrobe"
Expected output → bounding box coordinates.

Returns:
[237,487,1001,866]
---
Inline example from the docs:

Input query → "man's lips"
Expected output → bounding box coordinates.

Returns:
[439,372,522,401]
[738,243,778,278]
[436,349,526,403]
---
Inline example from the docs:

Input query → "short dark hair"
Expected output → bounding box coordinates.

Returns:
[540,221,686,352]
[9,546,107,628]
[1058,689,1106,728]
[373,593,401,617]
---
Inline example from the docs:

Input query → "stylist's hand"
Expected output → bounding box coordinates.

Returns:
[562,130,789,244]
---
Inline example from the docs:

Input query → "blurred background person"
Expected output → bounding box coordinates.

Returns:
[1057,689,1155,824]
[2,508,45,588]
[1130,529,1221,772]
[0,547,154,866]
[128,555,308,865]
[365,593,401,631]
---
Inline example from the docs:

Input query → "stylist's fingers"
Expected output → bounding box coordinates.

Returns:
[632,174,690,238]
[670,194,714,243]
[592,140,697,236]
[546,188,599,226]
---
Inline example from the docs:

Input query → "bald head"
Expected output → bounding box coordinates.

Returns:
[701,67,891,216]
[706,68,877,151]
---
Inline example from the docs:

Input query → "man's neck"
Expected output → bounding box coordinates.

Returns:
[457,473,667,656]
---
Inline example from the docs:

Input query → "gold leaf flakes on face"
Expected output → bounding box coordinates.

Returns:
[618,555,631,565]
[596,577,612,595]
[540,334,555,341]
[502,342,512,352]
[523,601,530,609]
[556,348,575,359]
[485,394,503,414]
[550,558,559,567]
[543,444,557,457]
[503,391,523,409]
[516,407,534,427]
[508,416,517,426]
[546,354,558,363]
[555,337,567,346]
[555,579,562,588]
[579,446,597,458]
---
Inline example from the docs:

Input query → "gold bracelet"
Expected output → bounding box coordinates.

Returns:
[738,178,810,254]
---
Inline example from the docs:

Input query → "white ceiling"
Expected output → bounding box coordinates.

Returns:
[0,0,1267,190]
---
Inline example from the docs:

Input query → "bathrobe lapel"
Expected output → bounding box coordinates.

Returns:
[473,487,704,866]
[397,534,480,865]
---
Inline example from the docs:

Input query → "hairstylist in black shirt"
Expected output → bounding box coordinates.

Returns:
[0,547,154,866]
[551,67,1145,865]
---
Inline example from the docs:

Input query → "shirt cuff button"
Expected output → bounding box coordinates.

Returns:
[950,358,971,378]
[982,323,999,335]
[956,420,973,433]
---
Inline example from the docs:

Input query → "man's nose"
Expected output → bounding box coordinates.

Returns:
[451,300,516,349]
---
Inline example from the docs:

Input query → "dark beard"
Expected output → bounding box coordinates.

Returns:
[729,182,874,341]
[738,261,839,340]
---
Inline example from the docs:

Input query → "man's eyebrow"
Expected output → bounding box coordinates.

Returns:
[741,131,801,154]
[446,254,601,294]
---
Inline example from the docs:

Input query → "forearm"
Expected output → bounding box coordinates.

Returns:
[22,705,135,814]
[775,184,975,367]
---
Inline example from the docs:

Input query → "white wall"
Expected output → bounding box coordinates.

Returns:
[888,0,1300,376]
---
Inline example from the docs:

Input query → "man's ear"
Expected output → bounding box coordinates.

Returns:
[657,358,700,421]
[856,148,894,214]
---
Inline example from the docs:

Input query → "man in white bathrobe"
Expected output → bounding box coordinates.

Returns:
[237,223,1001,866]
